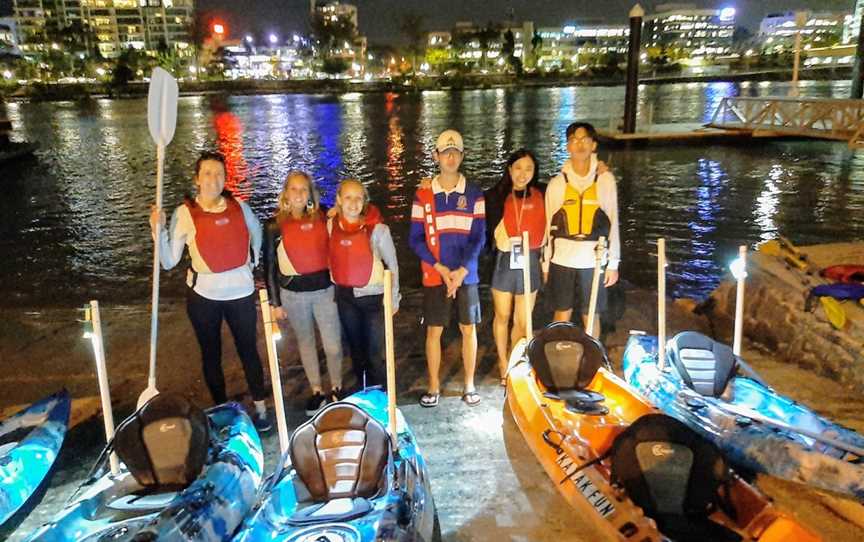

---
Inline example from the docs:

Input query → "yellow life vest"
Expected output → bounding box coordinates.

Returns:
[551,173,608,240]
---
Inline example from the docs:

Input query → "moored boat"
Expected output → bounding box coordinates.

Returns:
[623,330,864,501]
[232,388,439,542]
[0,390,70,528]
[506,322,819,541]
[26,394,263,541]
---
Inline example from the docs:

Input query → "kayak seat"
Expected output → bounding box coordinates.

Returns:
[610,414,740,542]
[112,394,210,492]
[528,322,610,395]
[668,331,737,398]
[288,401,390,525]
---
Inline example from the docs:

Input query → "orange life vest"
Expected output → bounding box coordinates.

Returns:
[185,196,250,273]
[279,213,329,275]
[502,187,546,249]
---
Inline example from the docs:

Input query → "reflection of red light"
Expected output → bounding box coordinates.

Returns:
[213,23,225,36]
[213,111,248,199]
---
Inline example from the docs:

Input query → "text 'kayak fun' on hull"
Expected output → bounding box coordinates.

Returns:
[506,323,820,542]
[622,331,864,501]
[0,390,70,528]
[233,388,439,542]
[26,395,263,541]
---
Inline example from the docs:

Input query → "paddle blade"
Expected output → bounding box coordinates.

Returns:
[136,385,159,410]
[820,296,847,330]
[147,67,179,147]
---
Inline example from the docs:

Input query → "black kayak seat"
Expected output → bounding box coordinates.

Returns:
[667,331,737,398]
[528,322,610,393]
[112,394,209,491]
[610,414,740,542]
[288,401,390,525]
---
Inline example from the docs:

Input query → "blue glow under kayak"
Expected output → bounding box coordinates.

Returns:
[26,400,263,541]
[623,332,864,500]
[0,390,70,528]
[233,388,439,542]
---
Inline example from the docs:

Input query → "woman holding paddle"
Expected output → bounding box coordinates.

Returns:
[149,151,271,432]
[328,179,400,390]
[263,171,344,416]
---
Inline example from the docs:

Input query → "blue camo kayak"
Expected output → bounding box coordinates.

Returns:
[233,388,439,542]
[0,390,70,528]
[623,332,864,500]
[26,399,263,541]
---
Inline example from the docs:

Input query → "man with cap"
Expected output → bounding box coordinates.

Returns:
[409,129,486,408]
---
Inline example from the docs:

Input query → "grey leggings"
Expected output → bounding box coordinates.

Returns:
[279,285,343,390]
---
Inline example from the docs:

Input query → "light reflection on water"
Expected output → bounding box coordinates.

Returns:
[2,80,864,306]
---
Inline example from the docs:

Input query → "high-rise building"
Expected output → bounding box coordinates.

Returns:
[0,17,23,57]
[760,11,848,47]
[12,0,195,59]
[643,3,735,56]
[846,0,864,43]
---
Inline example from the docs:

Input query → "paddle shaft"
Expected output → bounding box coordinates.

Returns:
[586,237,606,338]
[733,245,746,356]
[89,300,119,475]
[147,143,165,390]
[258,290,290,454]
[521,231,532,339]
[383,270,398,451]
[657,238,667,370]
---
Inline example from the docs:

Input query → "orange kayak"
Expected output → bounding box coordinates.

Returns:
[505,323,820,542]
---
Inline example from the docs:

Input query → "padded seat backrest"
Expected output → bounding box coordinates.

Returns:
[610,414,729,523]
[113,394,209,490]
[290,402,389,502]
[527,322,610,392]
[668,331,737,398]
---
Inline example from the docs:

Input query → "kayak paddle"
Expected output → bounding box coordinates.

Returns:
[259,289,289,453]
[139,67,179,409]
[586,236,606,339]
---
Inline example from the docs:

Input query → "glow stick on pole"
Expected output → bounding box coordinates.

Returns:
[258,289,289,454]
[88,300,119,475]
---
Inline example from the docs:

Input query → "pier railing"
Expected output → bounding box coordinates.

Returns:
[710,97,864,148]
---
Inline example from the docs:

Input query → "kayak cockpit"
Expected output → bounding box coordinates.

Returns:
[668,331,737,400]
[287,400,391,525]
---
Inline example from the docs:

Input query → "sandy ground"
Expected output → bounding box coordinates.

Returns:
[2,286,864,541]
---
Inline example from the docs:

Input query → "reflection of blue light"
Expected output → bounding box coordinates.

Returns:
[703,81,737,122]
[312,100,343,208]
[720,7,736,22]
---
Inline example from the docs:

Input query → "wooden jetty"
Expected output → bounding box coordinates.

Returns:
[599,96,864,147]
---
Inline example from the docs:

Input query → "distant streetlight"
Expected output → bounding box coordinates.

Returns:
[245,35,254,43]
[269,33,278,45]
[293,34,300,42]
[2,70,12,80]
[213,23,225,36]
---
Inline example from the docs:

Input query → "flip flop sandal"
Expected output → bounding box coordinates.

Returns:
[462,391,481,406]
[419,392,440,408]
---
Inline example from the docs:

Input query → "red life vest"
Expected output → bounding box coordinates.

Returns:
[329,216,374,287]
[185,196,250,273]
[502,187,546,249]
[415,188,443,287]
[821,265,864,283]
[279,213,329,275]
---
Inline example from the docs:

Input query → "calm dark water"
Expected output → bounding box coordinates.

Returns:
[2,79,864,306]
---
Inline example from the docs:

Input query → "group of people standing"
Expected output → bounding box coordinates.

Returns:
[148,121,620,430]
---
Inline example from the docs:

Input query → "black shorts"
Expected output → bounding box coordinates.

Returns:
[422,284,482,327]
[491,249,541,295]
[547,263,607,315]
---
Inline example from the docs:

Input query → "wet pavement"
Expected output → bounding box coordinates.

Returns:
[3,288,864,540]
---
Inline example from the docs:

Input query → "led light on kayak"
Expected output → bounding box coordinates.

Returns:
[729,256,747,280]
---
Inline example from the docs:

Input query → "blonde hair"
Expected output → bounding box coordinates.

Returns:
[276,170,320,220]
[335,178,370,217]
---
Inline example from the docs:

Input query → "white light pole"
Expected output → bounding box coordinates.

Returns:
[789,11,807,97]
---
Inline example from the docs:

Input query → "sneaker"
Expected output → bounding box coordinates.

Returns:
[305,392,327,416]
[253,409,272,433]
[330,388,346,403]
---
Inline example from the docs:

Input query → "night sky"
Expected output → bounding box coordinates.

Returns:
[0,1,856,43]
